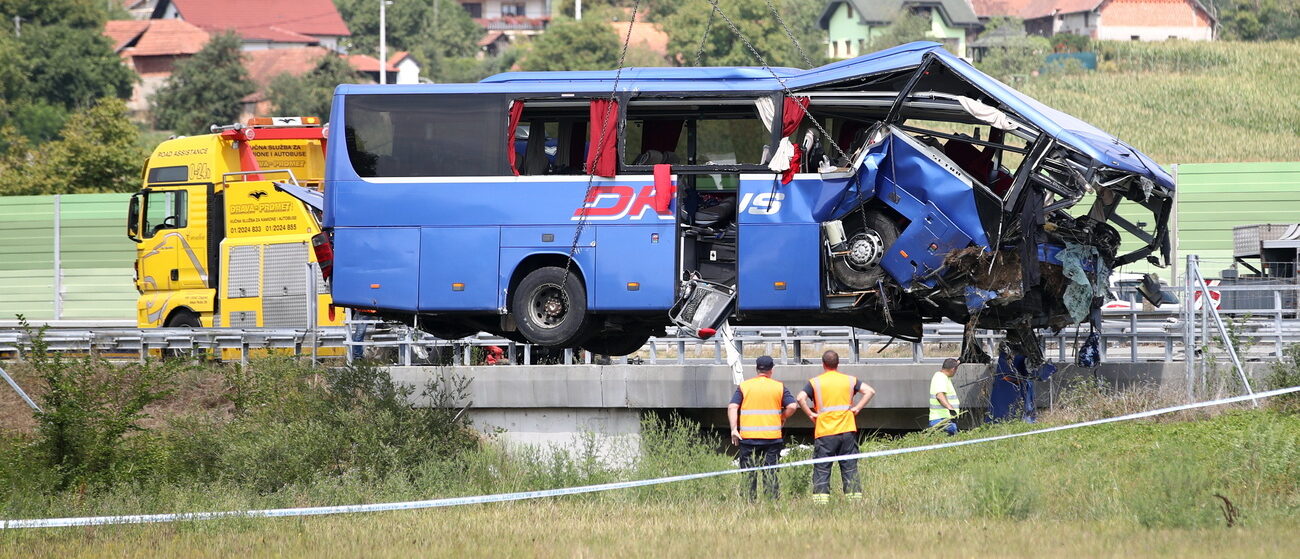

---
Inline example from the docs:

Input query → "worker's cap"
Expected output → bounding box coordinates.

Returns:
[755,355,775,371]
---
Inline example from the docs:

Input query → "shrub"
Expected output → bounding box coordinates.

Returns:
[1264,344,1300,414]
[21,321,179,489]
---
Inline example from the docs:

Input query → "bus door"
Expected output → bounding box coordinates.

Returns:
[622,97,777,292]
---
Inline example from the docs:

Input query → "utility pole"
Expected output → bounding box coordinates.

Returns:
[575,0,582,21]
[380,0,392,84]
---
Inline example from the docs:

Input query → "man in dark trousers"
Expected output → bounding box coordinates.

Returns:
[728,355,798,500]
[797,350,876,503]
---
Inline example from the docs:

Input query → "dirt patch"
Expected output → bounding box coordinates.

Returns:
[0,362,41,434]
[0,360,237,436]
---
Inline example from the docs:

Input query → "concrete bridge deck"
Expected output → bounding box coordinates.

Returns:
[388,362,1203,456]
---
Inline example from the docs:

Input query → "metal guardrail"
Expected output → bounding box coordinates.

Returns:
[1,275,1296,367]
[1,311,1296,368]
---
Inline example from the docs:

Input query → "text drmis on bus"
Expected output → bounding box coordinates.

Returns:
[319,42,1173,362]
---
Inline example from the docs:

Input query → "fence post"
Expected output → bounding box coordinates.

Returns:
[1130,293,1138,362]
[52,194,62,320]
[1184,254,1195,402]
[305,262,318,366]
[1275,289,1284,358]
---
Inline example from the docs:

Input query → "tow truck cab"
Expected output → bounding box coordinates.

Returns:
[127,117,340,330]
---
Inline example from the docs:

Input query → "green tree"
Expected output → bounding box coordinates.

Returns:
[0,0,108,29]
[974,18,1051,82]
[333,0,481,81]
[519,16,622,71]
[150,32,253,135]
[1215,0,1300,40]
[663,0,828,68]
[869,10,933,50]
[46,98,143,193]
[267,54,365,120]
[19,24,136,110]
[0,99,143,195]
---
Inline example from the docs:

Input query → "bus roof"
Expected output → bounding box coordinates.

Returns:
[331,41,1170,187]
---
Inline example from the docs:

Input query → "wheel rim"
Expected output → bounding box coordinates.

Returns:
[528,283,568,330]
[846,230,885,271]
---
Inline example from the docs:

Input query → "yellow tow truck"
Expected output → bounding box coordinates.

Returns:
[126,117,340,331]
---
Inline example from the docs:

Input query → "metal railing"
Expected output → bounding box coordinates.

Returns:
[1,281,1296,367]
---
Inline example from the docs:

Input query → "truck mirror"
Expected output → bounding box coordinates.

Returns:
[127,193,142,243]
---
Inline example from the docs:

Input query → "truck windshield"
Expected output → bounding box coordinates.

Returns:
[143,190,187,237]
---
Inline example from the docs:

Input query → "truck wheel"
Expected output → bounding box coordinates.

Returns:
[166,310,201,328]
[831,210,900,290]
[512,266,592,347]
[581,329,653,356]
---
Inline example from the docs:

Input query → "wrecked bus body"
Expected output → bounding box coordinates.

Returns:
[322,41,1172,359]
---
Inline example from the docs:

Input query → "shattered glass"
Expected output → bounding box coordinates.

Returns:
[1058,242,1103,323]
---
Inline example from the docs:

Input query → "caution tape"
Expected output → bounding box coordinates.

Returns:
[3,385,1297,529]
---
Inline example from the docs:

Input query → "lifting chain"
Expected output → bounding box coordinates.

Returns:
[694,2,717,67]
[763,0,813,68]
[561,0,643,297]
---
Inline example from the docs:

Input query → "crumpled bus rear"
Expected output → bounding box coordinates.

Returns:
[804,48,1174,363]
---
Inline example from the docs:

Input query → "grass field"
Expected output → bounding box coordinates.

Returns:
[2,404,1297,558]
[2,502,1297,558]
[1019,40,1300,165]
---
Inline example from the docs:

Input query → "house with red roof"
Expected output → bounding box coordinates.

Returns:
[149,0,352,52]
[458,0,551,51]
[104,8,418,122]
[969,0,1036,22]
[105,18,211,115]
[972,0,1216,41]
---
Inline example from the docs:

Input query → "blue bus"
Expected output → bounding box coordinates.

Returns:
[320,42,1174,359]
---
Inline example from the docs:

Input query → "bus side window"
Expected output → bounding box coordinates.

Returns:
[344,94,511,177]
[143,190,188,237]
[516,102,591,175]
[623,99,770,172]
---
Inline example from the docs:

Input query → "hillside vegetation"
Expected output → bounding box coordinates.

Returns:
[1020,40,1300,165]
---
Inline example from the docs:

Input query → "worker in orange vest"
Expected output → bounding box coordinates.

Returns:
[728,355,798,500]
[797,350,876,503]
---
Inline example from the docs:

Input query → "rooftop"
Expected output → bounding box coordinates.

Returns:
[152,0,351,39]
[104,18,210,57]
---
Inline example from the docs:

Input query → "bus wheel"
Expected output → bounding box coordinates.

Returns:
[581,329,652,356]
[512,266,592,347]
[830,210,899,290]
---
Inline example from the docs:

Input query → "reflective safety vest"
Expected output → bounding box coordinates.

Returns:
[738,376,786,440]
[810,371,858,439]
[929,371,961,421]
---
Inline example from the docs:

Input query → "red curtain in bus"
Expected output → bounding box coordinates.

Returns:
[780,96,810,184]
[642,119,684,154]
[507,100,525,176]
[586,98,619,177]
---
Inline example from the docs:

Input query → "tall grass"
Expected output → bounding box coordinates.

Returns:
[0,356,1296,547]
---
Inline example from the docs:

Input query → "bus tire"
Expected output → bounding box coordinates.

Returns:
[830,210,899,290]
[512,266,592,347]
[581,329,652,356]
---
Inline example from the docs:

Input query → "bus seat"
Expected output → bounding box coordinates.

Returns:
[634,150,681,166]
[944,139,994,182]
[693,194,736,229]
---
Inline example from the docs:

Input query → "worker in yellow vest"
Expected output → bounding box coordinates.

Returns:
[796,350,876,503]
[929,358,962,435]
[728,355,798,500]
